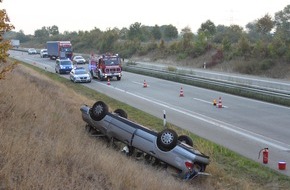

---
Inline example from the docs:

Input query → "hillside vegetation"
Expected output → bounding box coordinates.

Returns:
[6,5,290,80]
[1,60,290,189]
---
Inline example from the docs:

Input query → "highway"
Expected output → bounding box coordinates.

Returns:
[9,50,290,176]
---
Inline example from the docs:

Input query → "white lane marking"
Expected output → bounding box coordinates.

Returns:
[100,84,290,151]
[193,98,228,108]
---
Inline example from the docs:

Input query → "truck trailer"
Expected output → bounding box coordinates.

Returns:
[46,41,73,60]
[10,39,20,48]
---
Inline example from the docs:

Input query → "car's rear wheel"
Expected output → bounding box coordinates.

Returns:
[89,101,108,121]
[178,135,193,146]
[114,109,127,118]
[156,129,178,152]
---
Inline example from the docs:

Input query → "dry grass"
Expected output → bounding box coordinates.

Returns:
[0,63,198,190]
[1,62,289,190]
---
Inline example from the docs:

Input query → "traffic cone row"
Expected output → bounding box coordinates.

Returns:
[140,81,223,108]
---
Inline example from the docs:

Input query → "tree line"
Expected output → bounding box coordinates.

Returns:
[4,5,290,72]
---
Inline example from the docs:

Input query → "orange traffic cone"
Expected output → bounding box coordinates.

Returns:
[107,78,111,85]
[143,80,148,88]
[179,87,184,97]
[217,97,222,108]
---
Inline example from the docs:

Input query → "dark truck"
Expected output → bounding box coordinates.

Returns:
[80,101,210,180]
[47,41,73,60]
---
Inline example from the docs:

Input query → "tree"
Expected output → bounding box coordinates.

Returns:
[246,21,262,42]
[151,25,161,40]
[99,28,119,52]
[48,25,59,36]
[180,26,194,51]
[34,26,49,38]
[256,14,274,35]
[163,24,178,40]
[0,2,16,79]
[15,30,29,43]
[128,22,143,41]
[198,20,216,38]
[274,5,290,43]
[0,8,14,62]
[237,35,251,57]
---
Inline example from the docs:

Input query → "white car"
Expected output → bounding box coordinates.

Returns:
[70,67,91,83]
[73,55,86,64]
[40,49,48,58]
[28,48,37,55]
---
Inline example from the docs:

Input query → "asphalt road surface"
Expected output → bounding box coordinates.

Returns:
[9,50,290,176]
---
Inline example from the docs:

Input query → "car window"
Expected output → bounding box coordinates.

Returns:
[104,57,120,65]
[60,61,72,65]
[75,70,87,74]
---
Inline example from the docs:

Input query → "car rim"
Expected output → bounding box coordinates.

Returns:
[94,105,103,115]
[161,132,174,144]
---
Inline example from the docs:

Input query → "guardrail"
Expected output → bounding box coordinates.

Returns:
[123,64,290,106]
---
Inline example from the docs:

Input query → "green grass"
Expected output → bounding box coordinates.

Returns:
[12,58,290,189]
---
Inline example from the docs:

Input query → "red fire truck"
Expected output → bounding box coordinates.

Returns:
[88,53,122,81]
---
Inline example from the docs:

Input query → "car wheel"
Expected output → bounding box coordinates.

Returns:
[178,135,193,146]
[114,109,128,118]
[89,101,108,121]
[156,129,178,152]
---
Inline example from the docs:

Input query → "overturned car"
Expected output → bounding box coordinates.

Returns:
[80,101,210,180]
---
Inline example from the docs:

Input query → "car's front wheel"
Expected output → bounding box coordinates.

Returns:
[114,109,127,118]
[156,129,178,152]
[178,135,193,146]
[89,101,108,121]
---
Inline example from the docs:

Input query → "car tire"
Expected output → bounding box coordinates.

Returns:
[89,101,108,121]
[114,109,128,118]
[178,135,193,146]
[156,129,178,152]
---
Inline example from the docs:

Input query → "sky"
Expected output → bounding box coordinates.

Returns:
[2,0,290,35]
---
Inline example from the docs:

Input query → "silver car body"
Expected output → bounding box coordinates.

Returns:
[70,67,91,83]
[80,101,210,180]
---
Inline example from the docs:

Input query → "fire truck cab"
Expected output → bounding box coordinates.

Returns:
[88,53,122,81]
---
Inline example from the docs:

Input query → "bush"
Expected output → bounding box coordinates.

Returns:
[259,59,275,70]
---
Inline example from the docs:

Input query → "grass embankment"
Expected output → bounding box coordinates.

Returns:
[0,60,290,189]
